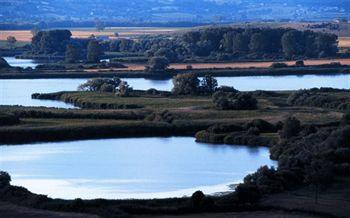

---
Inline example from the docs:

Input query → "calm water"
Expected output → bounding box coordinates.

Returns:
[4,57,44,69]
[0,137,275,199]
[0,75,349,108]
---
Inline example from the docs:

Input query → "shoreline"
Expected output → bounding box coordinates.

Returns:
[0,66,350,79]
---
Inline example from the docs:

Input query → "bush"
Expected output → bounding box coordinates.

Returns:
[235,184,261,204]
[147,56,169,73]
[0,57,10,68]
[270,62,288,68]
[78,77,121,92]
[0,171,11,188]
[280,116,301,139]
[243,119,276,133]
[213,91,258,110]
[172,73,200,95]
[0,112,20,126]
[116,81,133,97]
[295,60,305,67]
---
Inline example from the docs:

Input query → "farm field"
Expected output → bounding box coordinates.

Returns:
[88,58,350,72]
[0,27,187,42]
[339,37,350,48]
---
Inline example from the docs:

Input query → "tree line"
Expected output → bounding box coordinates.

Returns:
[30,27,339,64]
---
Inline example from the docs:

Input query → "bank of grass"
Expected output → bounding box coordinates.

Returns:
[1,64,350,79]
[0,89,344,144]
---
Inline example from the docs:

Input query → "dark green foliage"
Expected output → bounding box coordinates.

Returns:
[0,57,10,68]
[117,81,133,97]
[280,116,301,139]
[154,48,178,62]
[31,30,72,54]
[87,40,102,63]
[295,60,305,67]
[235,184,261,204]
[191,191,204,208]
[65,44,80,63]
[243,166,285,194]
[270,62,288,68]
[147,56,169,73]
[172,73,200,95]
[287,88,350,110]
[341,111,350,125]
[212,91,258,110]
[145,110,174,123]
[78,77,121,92]
[200,75,218,94]
[0,171,11,188]
[224,131,273,147]
[243,119,276,133]
[0,112,20,126]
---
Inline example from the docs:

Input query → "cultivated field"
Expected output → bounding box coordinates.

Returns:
[0,27,187,42]
[94,58,350,72]
[339,37,350,48]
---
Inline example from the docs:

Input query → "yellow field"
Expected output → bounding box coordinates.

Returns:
[84,58,350,72]
[339,37,350,48]
[0,27,186,42]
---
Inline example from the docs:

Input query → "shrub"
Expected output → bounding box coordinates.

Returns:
[280,116,301,139]
[199,75,218,95]
[270,62,288,68]
[117,81,133,97]
[147,56,169,73]
[0,171,11,188]
[243,119,276,133]
[0,112,20,126]
[235,184,260,204]
[295,60,305,67]
[172,73,200,95]
[78,77,121,92]
[191,191,205,208]
[213,91,258,110]
[0,57,10,68]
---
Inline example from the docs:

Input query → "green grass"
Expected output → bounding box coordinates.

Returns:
[0,40,29,49]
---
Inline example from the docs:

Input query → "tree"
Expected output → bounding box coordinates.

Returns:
[200,75,218,94]
[172,73,200,95]
[6,36,17,49]
[280,116,301,139]
[87,40,102,63]
[154,48,177,62]
[147,56,169,73]
[31,30,72,54]
[117,81,133,97]
[78,77,121,92]
[305,159,334,204]
[0,57,10,69]
[0,171,11,188]
[212,91,258,110]
[65,44,80,63]
[232,32,250,53]
[281,30,304,58]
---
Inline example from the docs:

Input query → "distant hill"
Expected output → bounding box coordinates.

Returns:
[0,0,349,24]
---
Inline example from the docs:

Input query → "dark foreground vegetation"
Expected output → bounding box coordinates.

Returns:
[1,75,350,217]
[0,112,349,217]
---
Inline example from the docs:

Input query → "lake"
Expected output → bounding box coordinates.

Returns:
[4,57,45,69]
[0,75,349,108]
[0,137,276,199]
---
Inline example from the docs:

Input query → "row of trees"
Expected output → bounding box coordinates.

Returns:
[105,27,338,60]
[30,27,338,65]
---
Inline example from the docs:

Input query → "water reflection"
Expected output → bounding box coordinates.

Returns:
[0,137,276,199]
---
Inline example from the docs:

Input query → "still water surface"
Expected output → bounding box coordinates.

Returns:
[0,137,275,199]
[0,75,349,108]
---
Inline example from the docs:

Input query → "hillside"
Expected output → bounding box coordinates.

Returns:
[0,0,349,24]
